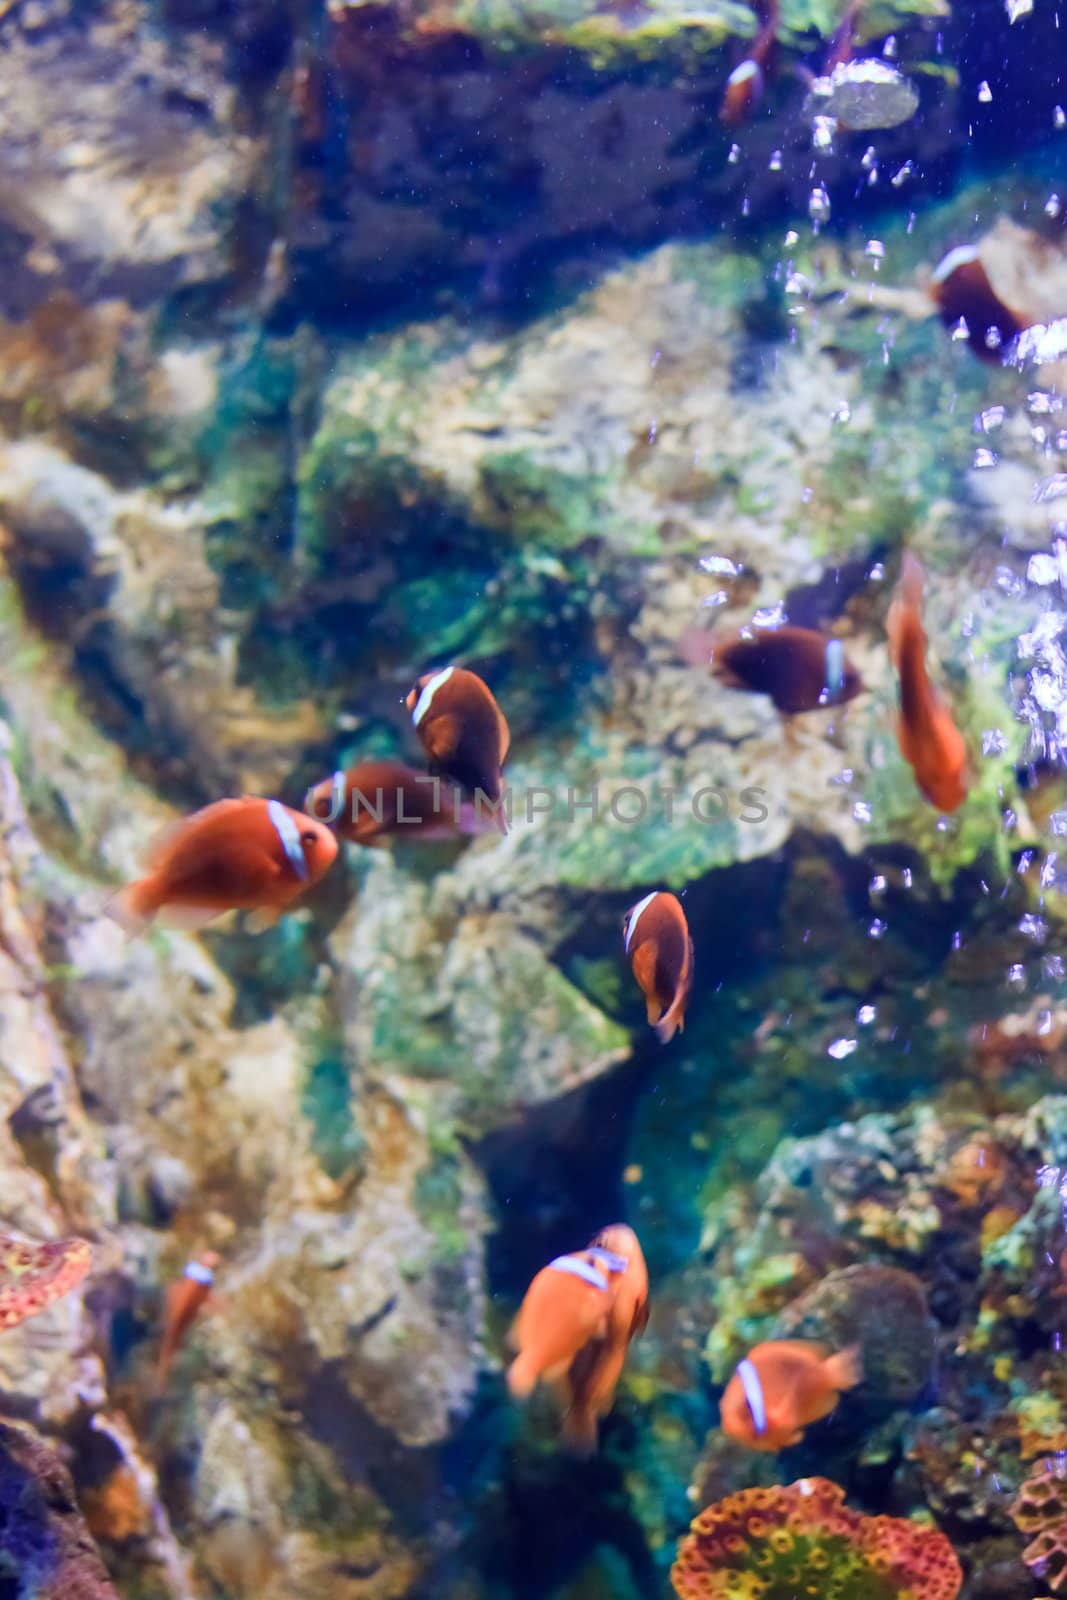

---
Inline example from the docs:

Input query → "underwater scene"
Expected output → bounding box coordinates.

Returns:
[2,0,1067,1596]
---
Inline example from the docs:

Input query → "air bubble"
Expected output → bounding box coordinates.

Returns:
[978,80,993,102]
[812,115,836,153]
[891,161,914,187]
[828,1037,857,1059]
[973,447,998,469]
[809,184,831,223]
[852,800,872,822]
[983,729,1008,754]
[857,1004,876,1025]
[1047,194,1063,219]
[868,918,886,939]
[1007,0,1032,20]
[769,149,783,171]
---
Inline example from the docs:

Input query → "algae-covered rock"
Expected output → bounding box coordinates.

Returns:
[774,1262,936,1406]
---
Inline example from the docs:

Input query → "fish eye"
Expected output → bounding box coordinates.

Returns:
[300,830,317,846]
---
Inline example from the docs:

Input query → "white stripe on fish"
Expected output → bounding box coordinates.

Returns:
[586,1247,630,1273]
[547,1255,609,1292]
[736,1357,767,1435]
[624,891,659,952]
[267,800,308,881]
[412,666,455,727]
[183,1260,215,1286]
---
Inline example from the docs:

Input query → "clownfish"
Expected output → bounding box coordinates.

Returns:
[710,625,864,716]
[405,666,510,830]
[720,0,779,124]
[622,890,693,1044]
[561,1225,650,1455]
[507,1249,616,1401]
[887,554,969,813]
[930,245,1030,362]
[157,1250,219,1385]
[107,797,338,933]
[719,1338,862,1452]
[304,758,492,846]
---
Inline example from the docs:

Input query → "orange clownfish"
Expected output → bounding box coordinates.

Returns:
[304,758,491,846]
[719,1338,862,1452]
[930,244,1030,363]
[720,0,779,124]
[561,1225,650,1455]
[887,554,969,813]
[622,890,693,1044]
[406,666,510,829]
[107,797,338,933]
[157,1250,219,1385]
[507,1249,616,1403]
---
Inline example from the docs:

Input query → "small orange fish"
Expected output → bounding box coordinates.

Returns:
[507,1249,615,1401]
[107,797,338,933]
[304,758,490,846]
[406,666,510,827]
[719,1338,862,1452]
[720,0,779,124]
[931,245,1029,362]
[710,625,864,716]
[561,1225,650,1455]
[157,1250,219,1385]
[887,554,969,813]
[623,890,693,1044]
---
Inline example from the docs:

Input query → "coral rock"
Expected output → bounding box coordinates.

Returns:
[672,1476,962,1600]
[1011,1460,1067,1594]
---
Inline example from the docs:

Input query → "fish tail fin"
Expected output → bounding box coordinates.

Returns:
[824,1342,863,1392]
[105,877,161,935]
[655,993,686,1044]
[506,1353,538,1401]
[561,1404,599,1458]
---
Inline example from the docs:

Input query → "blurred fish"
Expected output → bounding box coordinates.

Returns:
[561,1224,650,1455]
[710,625,863,715]
[406,666,510,828]
[305,758,491,846]
[623,890,693,1044]
[821,0,865,74]
[507,1249,615,1400]
[887,554,969,813]
[157,1250,219,1386]
[783,544,888,632]
[720,0,779,124]
[719,1338,862,1451]
[107,797,338,933]
[931,245,1030,362]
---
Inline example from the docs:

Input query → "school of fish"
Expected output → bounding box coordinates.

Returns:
[39,0,1060,1486]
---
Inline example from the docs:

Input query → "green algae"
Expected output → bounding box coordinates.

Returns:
[301,1051,365,1183]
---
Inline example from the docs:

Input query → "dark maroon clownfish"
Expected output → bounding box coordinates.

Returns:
[305,758,492,846]
[622,890,693,1044]
[720,0,779,124]
[930,245,1030,362]
[710,625,863,716]
[405,666,510,828]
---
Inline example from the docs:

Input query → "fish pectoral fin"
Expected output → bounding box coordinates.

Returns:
[424,714,463,765]
[154,904,228,932]
[244,907,282,934]
[631,942,662,1022]
[631,1300,650,1339]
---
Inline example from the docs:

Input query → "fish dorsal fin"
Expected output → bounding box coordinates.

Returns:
[631,1298,650,1339]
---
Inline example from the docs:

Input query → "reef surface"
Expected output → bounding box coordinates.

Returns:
[0,0,1064,1596]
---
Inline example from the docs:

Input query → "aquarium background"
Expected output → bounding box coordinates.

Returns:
[0,0,1065,1596]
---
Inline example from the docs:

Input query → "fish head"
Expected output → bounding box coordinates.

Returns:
[622,890,659,952]
[298,814,340,882]
[304,769,347,826]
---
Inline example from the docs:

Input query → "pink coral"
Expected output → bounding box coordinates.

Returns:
[672,1477,962,1600]
[1011,1458,1067,1592]
[0,1232,92,1330]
